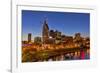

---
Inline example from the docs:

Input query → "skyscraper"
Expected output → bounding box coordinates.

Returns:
[28,33,32,42]
[42,20,49,44]
[49,30,55,38]
[74,33,81,41]
[34,37,42,44]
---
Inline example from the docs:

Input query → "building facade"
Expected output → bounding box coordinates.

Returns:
[42,20,49,44]
[28,33,32,42]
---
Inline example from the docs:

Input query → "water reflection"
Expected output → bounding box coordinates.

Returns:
[47,49,90,61]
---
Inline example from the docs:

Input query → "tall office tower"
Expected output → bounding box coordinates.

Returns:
[42,19,49,44]
[74,33,81,41]
[49,30,55,38]
[28,33,32,42]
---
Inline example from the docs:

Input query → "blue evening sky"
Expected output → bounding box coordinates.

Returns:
[22,10,90,41]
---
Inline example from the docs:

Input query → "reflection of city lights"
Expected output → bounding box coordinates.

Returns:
[49,36,52,38]
[22,19,90,62]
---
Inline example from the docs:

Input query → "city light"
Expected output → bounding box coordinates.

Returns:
[22,10,90,62]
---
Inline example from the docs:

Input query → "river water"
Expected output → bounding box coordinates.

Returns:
[47,49,90,61]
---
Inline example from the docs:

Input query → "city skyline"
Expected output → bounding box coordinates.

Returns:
[22,10,90,41]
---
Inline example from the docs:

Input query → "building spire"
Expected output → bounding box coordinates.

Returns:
[44,16,48,25]
[42,16,49,44]
[43,17,49,30]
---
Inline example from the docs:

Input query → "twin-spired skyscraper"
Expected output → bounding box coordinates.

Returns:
[42,20,49,44]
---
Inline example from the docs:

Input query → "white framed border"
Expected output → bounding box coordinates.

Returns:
[11,3,97,73]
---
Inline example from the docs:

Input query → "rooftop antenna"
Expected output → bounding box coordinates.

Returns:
[44,16,48,24]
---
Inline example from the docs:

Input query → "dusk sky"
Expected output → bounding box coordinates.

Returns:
[22,10,90,41]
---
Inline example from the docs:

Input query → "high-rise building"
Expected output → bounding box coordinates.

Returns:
[34,37,42,44]
[55,30,61,39]
[74,33,83,47]
[28,33,32,42]
[74,33,82,41]
[49,30,55,38]
[42,20,49,44]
